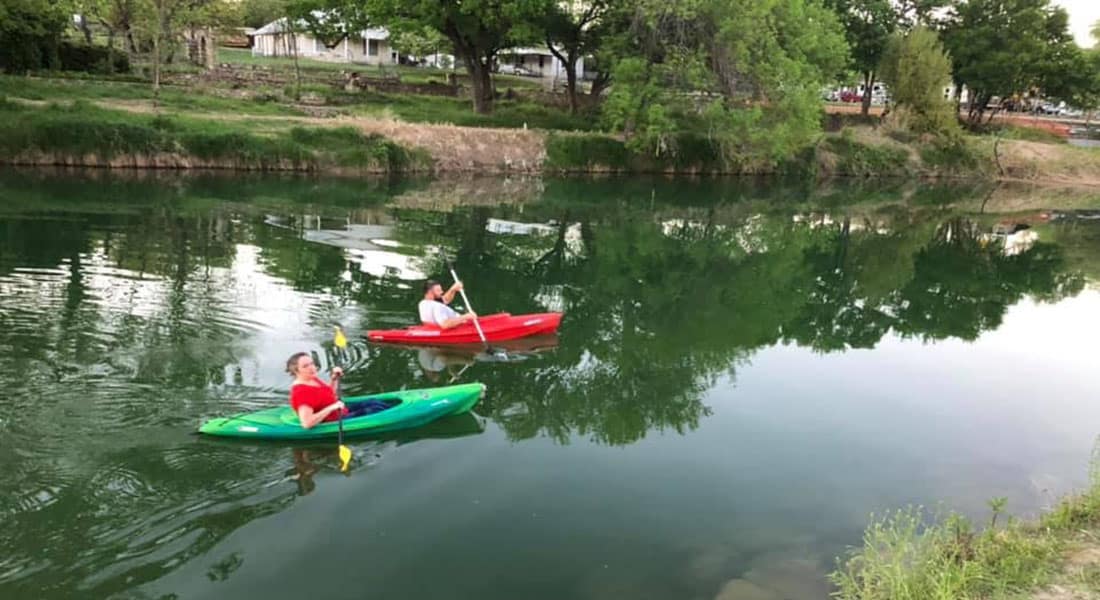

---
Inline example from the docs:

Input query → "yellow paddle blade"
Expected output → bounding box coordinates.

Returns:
[333,326,348,350]
[338,444,352,472]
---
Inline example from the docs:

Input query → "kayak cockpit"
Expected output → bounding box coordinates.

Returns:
[279,397,403,427]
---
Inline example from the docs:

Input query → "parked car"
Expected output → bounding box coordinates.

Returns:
[1037,102,1067,115]
[498,64,537,77]
[839,90,862,103]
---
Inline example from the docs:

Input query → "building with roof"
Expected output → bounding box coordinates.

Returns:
[251,18,395,65]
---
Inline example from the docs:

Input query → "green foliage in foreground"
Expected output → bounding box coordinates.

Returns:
[833,449,1100,600]
[0,100,429,171]
[832,506,1062,600]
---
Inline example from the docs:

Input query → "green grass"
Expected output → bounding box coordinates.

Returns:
[831,506,1062,600]
[0,74,302,117]
[970,122,1070,145]
[832,451,1100,600]
[348,92,595,131]
[919,137,991,175]
[0,100,428,172]
[824,133,912,177]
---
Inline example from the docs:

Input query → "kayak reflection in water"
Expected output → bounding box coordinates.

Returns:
[418,348,474,383]
[286,352,346,429]
[419,279,478,329]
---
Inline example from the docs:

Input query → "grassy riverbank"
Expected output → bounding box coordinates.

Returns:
[0,98,429,172]
[2,71,1099,179]
[832,462,1100,600]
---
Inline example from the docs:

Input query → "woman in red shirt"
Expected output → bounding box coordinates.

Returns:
[286,352,346,429]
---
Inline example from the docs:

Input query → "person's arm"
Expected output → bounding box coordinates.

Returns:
[437,312,477,330]
[441,281,463,305]
[296,401,346,429]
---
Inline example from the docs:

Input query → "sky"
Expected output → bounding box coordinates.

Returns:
[1053,0,1100,48]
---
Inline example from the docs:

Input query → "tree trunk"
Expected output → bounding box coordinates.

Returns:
[589,71,611,99]
[106,30,116,75]
[292,38,302,100]
[564,60,578,114]
[79,15,93,45]
[465,54,494,114]
[861,71,874,117]
[547,38,579,114]
[152,0,163,104]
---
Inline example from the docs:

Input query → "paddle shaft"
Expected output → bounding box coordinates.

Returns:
[334,378,345,445]
[449,266,490,348]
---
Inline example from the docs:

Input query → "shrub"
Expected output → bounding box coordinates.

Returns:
[545,133,631,171]
[57,43,130,74]
[878,27,959,136]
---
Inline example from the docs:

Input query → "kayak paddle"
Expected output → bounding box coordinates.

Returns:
[333,325,351,472]
[334,376,352,473]
[447,262,506,358]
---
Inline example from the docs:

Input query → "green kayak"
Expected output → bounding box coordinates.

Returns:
[198,383,486,440]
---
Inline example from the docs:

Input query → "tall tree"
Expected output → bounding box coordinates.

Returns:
[823,0,898,116]
[895,0,947,28]
[878,26,957,134]
[542,0,616,114]
[942,0,1080,123]
[0,0,72,71]
[355,0,554,114]
[603,0,848,166]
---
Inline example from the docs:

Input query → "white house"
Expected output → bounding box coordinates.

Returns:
[251,17,395,65]
[499,47,582,82]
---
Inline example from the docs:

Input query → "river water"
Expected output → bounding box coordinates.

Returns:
[1,170,1099,600]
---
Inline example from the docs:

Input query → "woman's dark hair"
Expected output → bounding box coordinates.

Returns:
[286,352,309,375]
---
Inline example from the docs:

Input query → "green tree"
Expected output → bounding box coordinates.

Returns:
[287,0,368,48]
[239,0,287,28]
[942,0,1079,123]
[603,0,848,167]
[354,0,554,114]
[878,26,958,134]
[0,0,72,71]
[542,0,619,114]
[824,0,898,116]
[895,0,947,27]
[389,25,448,62]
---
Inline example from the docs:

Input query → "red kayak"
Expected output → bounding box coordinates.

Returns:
[365,312,563,345]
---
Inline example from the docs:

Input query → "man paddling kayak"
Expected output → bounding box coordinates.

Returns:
[419,279,478,329]
[286,352,346,429]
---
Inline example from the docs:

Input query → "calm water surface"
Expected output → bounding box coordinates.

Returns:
[1,170,1099,600]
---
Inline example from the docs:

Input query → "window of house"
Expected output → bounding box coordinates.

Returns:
[539,55,545,68]
[314,38,323,54]
[368,39,379,57]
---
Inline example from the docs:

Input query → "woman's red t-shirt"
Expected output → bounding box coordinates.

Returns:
[289,378,348,422]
